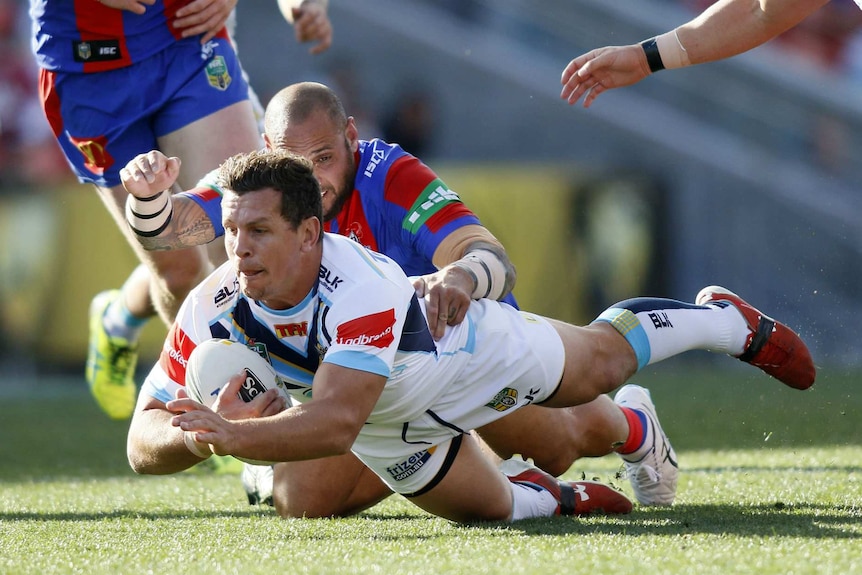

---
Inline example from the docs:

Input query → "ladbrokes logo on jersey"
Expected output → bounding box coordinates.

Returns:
[160,324,195,385]
[335,309,396,348]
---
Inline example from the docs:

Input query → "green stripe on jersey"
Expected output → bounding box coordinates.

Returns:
[402,179,462,234]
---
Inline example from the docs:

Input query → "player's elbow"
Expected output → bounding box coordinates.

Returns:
[126,448,155,475]
[324,418,363,455]
[126,437,186,475]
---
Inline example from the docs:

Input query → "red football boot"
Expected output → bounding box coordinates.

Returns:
[695,285,815,390]
[505,462,633,516]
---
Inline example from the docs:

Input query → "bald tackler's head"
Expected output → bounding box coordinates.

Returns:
[262,82,359,222]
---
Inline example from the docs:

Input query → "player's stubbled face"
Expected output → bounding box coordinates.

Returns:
[276,110,356,222]
[222,188,306,310]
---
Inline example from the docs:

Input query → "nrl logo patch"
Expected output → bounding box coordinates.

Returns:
[485,388,518,412]
[77,42,91,60]
[205,55,232,90]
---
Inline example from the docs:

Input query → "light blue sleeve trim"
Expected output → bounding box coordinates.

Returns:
[323,350,391,378]
[140,379,177,405]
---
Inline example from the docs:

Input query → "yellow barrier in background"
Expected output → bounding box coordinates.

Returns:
[0,166,657,368]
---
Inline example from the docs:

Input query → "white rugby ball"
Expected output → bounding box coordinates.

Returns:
[185,339,289,465]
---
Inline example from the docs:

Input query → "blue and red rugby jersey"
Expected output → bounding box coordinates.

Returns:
[30,0,229,73]
[187,138,518,307]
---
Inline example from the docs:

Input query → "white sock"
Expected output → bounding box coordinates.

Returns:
[597,300,750,369]
[645,304,748,364]
[509,481,558,521]
[103,294,146,342]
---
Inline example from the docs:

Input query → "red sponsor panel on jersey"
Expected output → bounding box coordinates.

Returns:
[424,203,475,233]
[335,309,396,348]
[383,156,437,210]
[159,324,198,386]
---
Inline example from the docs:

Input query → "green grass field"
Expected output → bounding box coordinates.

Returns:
[1,363,860,575]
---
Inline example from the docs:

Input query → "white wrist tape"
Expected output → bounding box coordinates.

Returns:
[453,249,508,300]
[184,431,212,459]
[126,191,173,237]
[655,30,691,70]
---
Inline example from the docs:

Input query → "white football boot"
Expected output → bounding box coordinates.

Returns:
[614,384,678,506]
[241,463,274,506]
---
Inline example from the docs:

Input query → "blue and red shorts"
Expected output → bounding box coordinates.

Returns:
[39,36,250,188]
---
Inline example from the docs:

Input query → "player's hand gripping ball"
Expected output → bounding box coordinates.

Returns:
[185,339,289,464]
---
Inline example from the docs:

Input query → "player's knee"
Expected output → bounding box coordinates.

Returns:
[272,484,344,519]
[274,498,342,519]
[530,452,576,478]
[587,326,638,395]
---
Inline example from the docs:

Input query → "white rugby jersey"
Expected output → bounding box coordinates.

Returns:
[141,233,476,423]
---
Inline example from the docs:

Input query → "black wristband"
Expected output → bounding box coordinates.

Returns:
[641,38,665,73]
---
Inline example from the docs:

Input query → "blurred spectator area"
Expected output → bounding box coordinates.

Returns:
[680,0,862,74]
[4,0,862,369]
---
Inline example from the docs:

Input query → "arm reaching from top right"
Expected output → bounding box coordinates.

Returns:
[561,0,830,108]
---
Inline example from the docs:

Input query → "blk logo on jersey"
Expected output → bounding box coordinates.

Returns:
[648,312,673,329]
[335,309,396,348]
[214,279,239,307]
[319,265,344,291]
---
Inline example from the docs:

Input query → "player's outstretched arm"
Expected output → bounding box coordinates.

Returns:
[278,0,333,54]
[560,44,653,109]
[561,0,829,108]
[415,225,516,339]
[121,151,219,251]
[169,363,384,463]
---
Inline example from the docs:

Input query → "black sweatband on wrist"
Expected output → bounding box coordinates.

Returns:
[641,38,665,73]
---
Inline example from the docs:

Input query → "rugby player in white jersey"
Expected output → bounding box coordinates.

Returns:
[125,149,815,523]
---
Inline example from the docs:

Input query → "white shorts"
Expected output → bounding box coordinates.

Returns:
[352,300,566,495]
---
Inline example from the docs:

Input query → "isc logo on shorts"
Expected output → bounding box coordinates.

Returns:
[485,388,518,412]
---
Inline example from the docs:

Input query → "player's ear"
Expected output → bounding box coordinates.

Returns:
[299,216,321,252]
[345,116,359,152]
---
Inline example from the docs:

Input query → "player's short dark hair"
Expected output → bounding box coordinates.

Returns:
[219,149,323,235]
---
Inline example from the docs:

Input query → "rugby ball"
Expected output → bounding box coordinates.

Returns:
[185,339,289,465]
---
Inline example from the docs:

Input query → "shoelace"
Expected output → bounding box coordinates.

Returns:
[107,343,135,385]
[627,461,660,483]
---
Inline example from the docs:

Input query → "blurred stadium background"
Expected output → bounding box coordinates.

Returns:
[3,0,862,380]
